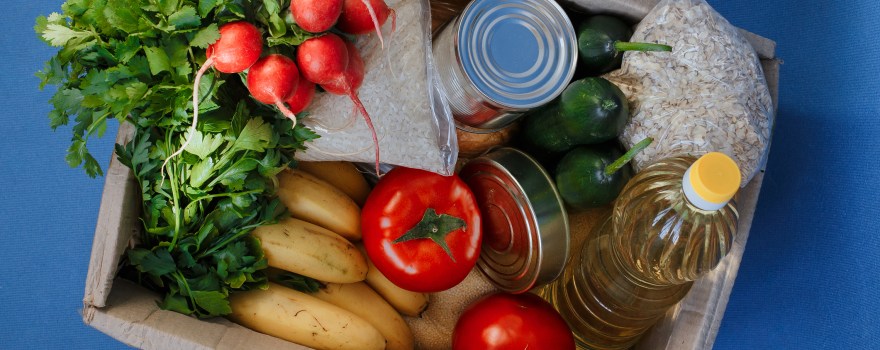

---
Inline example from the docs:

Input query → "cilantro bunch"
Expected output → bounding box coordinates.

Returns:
[36,0,319,317]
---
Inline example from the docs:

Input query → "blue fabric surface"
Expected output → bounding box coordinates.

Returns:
[1,2,125,348]
[1,0,877,349]
[709,1,880,348]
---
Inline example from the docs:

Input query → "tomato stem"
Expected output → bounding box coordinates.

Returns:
[393,208,466,262]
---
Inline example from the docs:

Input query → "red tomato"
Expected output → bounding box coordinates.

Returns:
[453,293,576,350]
[361,167,482,293]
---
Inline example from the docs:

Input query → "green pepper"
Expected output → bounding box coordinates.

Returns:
[577,15,671,74]
[555,138,652,209]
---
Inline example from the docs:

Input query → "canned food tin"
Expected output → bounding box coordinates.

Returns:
[459,148,570,293]
[433,0,577,131]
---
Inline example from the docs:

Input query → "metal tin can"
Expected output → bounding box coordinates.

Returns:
[459,147,570,293]
[432,0,577,131]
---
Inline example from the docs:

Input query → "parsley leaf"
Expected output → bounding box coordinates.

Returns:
[104,0,145,34]
[61,0,90,17]
[184,131,224,160]
[233,118,274,152]
[190,24,220,48]
[169,6,201,30]
[161,293,195,314]
[274,271,322,293]
[113,37,142,64]
[144,46,172,75]
[129,248,177,277]
[198,0,219,18]
[191,290,232,316]
[158,0,181,16]
[40,24,94,48]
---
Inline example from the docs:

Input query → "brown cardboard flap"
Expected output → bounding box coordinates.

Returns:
[741,29,778,60]
[83,121,140,312]
[763,58,782,112]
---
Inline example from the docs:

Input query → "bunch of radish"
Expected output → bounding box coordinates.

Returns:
[168,0,396,177]
[290,0,396,175]
[294,0,397,47]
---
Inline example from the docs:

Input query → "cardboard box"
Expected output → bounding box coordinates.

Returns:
[81,0,780,348]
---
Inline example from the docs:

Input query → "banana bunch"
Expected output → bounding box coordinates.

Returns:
[227,162,428,350]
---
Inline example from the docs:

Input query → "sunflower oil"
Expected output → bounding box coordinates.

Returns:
[540,153,741,349]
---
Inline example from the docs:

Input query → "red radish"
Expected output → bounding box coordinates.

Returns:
[290,0,344,33]
[246,54,300,125]
[163,21,263,176]
[297,34,381,175]
[284,74,316,114]
[337,0,396,48]
[207,22,264,73]
[296,34,349,85]
[320,41,365,95]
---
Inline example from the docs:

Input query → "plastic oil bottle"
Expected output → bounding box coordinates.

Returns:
[539,152,742,349]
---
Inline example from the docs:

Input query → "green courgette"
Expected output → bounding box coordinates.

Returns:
[577,15,672,74]
[555,137,652,209]
[520,77,629,157]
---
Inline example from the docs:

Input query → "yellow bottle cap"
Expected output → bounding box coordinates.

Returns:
[684,152,741,210]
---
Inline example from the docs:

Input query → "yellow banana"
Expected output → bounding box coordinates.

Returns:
[228,283,385,350]
[252,217,367,283]
[357,244,430,317]
[313,282,415,350]
[297,161,371,206]
[276,169,361,240]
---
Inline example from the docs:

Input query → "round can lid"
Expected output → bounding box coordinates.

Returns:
[459,148,570,293]
[457,0,577,109]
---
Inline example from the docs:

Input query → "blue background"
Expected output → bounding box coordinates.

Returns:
[2,0,878,349]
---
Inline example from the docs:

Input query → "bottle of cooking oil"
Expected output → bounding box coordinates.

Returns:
[540,152,742,350]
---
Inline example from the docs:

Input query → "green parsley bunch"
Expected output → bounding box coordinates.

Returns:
[36,0,318,317]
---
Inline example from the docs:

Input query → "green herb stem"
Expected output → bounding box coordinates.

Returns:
[614,41,672,52]
[206,154,250,188]
[186,189,263,211]
[605,137,654,176]
[173,271,196,312]
[85,111,112,137]
[195,222,264,260]
[168,146,183,250]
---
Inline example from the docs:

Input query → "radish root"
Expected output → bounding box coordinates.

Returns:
[274,101,298,127]
[384,9,399,81]
[348,92,380,176]
[161,57,215,180]
[342,73,380,175]
[307,104,359,132]
[390,8,397,37]
[362,0,384,49]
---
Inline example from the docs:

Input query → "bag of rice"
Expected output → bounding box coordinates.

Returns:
[294,0,457,175]
[604,0,774,185]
